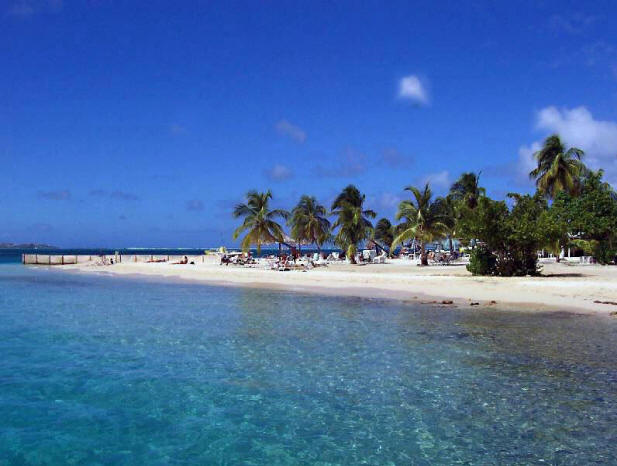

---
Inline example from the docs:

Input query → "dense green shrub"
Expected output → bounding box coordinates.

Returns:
[592,240,616,265]
[467,247,497,275]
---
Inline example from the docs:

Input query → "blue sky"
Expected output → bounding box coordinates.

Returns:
[2,0,617,247]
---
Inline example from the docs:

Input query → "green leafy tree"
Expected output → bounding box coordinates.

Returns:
[504,193,554,275]
[459,193,560,276]
[457,196,509,261]
[549,169,617,264]
[392,183,452,266]
[529,134,585,199]
[331,185,376,263]
[289,195,331,252]
[232,190,289,253]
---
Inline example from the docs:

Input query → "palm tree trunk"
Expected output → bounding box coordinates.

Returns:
[448,235,454,254]
[348,244,357,264]
[314,234,321,256]
[420,241,428,266]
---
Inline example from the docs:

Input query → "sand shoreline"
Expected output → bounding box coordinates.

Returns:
[47,258,617,315]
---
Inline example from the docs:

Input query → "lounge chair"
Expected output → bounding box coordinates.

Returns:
[362,250,377,262]
[372,252,387,264]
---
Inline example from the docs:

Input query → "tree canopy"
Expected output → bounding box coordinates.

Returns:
[232,190,289,253]
[529,134,585,199]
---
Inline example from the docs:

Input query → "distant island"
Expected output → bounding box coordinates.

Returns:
[0,243,58,250]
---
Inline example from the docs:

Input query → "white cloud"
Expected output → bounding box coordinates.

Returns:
[519,106,617,186]
[516,141,542,183]
[275,119,306,143]
[264,164,293,181]
[536,107,617,160]
[398,75,429,105]
[419,170,450,190]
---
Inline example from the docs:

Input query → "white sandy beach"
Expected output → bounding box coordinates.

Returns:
[56,258,617,315]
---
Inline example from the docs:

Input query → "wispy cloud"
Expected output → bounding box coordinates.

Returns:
[580,41,617,67]
[90,190,140,201]
[110,191,139,201]
[314,147,367,178]
[275,119,306,143]
[32,222,53,232]
[6,0,62,17]
[170,124,188,135]
[38,189,71,200]
[550,41,617,75]
[185,199,204,211]
[398,75,429,105]
[367,192,402,215]
[216,199,238,212]
[519,106,617,186]
[548,13,599,35]
[264,164,293,181]
[380,148,414,168]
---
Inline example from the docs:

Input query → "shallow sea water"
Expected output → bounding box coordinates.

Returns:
[1,263,616,464]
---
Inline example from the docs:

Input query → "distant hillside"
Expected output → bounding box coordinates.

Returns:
[0,243,58,250]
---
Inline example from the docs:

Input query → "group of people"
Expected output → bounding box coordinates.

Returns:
[219,250,330,270]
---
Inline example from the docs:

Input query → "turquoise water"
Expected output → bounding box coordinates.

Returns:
[1,264,617,464]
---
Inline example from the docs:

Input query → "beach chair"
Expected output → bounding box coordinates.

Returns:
[314,256,329,267]
[362,250,377,262]
[373,252,387,264]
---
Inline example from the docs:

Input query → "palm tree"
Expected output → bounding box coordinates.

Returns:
[449,172,485,209]
[289,195,331,253]
[331,185,376,263]
[374,218,394,255]
[529,134,585,199]
[232,190,289,253]
[392,183,451,266]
